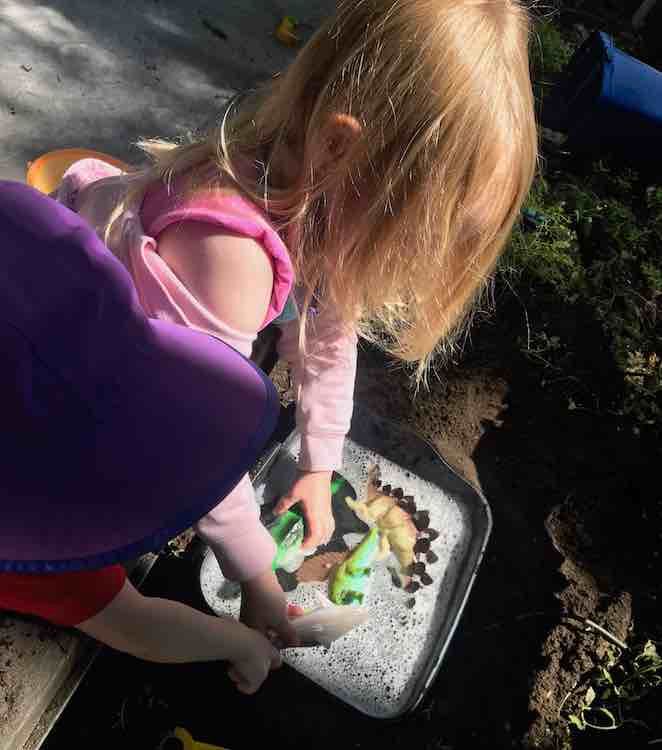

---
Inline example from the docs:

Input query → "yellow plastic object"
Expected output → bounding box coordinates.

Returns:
[25,148,130,195]
[275,16,299,47]
[169,727,229,750]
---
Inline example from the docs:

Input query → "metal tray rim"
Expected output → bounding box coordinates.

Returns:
[200,405,493,720]
[278,405,493,719]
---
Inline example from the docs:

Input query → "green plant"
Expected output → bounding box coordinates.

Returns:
[647,186,662,239]
[501,158,662,432]
[562,640,662,734]
[503,176,586,303]
[531,18,574,75]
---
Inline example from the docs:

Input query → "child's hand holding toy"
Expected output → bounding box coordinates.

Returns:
[240,570,302,649]
[227,623,283,695]
[276,470,335,550]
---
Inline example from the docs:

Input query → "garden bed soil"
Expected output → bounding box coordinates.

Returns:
[38,296,662,750]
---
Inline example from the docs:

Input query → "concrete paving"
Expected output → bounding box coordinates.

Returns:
[0,0,334,181]
[0,1,334,746]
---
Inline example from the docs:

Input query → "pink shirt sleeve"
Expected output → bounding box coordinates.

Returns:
[53,160,356,582]
[200,303,357,581]
[195,476,277,582]
[277,303,358,472]
[54,160,278,583]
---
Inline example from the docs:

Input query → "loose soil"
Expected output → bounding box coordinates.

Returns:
[39,286,661,750]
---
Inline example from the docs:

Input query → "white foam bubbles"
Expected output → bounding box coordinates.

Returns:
[200,437,471,718]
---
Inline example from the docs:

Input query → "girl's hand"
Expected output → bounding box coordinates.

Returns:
[240,570,301,649]
[228,625,283,695]
[275,470,334,550]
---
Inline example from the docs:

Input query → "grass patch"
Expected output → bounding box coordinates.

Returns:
[501,160,662,433]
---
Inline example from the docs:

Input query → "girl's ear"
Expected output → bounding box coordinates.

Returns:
[316,113,362,173]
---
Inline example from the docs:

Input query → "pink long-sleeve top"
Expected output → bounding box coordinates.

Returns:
[55,159,357,582]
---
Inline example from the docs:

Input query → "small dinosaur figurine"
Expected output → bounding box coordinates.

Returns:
[345,468,418,575]
[329,527,388,605]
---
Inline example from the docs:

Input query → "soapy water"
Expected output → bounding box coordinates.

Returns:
[200,436,471,718]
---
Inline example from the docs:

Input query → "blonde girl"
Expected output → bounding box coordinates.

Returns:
[9,0,536,691]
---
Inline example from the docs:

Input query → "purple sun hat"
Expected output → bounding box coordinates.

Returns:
[0,181,278,573]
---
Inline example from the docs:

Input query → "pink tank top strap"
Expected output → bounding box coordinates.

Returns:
[140,178,294,329]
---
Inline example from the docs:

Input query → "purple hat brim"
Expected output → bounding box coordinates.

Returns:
[0,182,279,573]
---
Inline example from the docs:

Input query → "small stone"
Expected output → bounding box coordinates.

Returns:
[402,495,417,512]
[21,63,32,72]
[397,499,416,514]
[426,551,439,564]
[405,580,420,594]
[392,487,404,499]
[414,538,431,554]
[412,562,426,576]
[420,572,433,586]
[390,570,403,588]
[426,528,440,540]
[382,484,392,495]
[413,511,430,530]
[405,597,416,609]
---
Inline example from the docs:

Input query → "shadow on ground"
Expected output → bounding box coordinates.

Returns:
[0,0,334,179]
[39,283,662,750]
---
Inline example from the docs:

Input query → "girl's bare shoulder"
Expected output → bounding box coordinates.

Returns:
[157,220,273,334]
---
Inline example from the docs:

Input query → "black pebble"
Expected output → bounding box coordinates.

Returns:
[426,551,439,564]
[382,484,392,495]
[413,511,430,530]
[406,597,416,609]
[392,487,404,499]
[420,572,434,586]
[373,479,381,488]
[403,496,417,513]
[414,538,431,554]
[426,528,440,541]
[405,580,421,593]
[412,562,426,576]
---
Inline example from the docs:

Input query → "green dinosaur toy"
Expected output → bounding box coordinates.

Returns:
[267,472,356,572]
[329,527,384,606]
[268,509,305,571]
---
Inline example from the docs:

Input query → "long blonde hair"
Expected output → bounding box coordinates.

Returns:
[108,0,537,375]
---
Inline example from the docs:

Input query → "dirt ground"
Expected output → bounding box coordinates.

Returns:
[39,287,662,749]
[3,0,660,746]
[354,307,661,749]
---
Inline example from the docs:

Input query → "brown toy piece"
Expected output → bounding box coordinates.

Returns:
[296,551,348,584]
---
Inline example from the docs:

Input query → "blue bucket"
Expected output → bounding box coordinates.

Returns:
[547,31,662,165]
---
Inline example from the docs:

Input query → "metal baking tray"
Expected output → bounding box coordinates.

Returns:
[199,405,491,718]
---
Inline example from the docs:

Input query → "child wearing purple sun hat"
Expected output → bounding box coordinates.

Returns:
[0,181,286,694]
